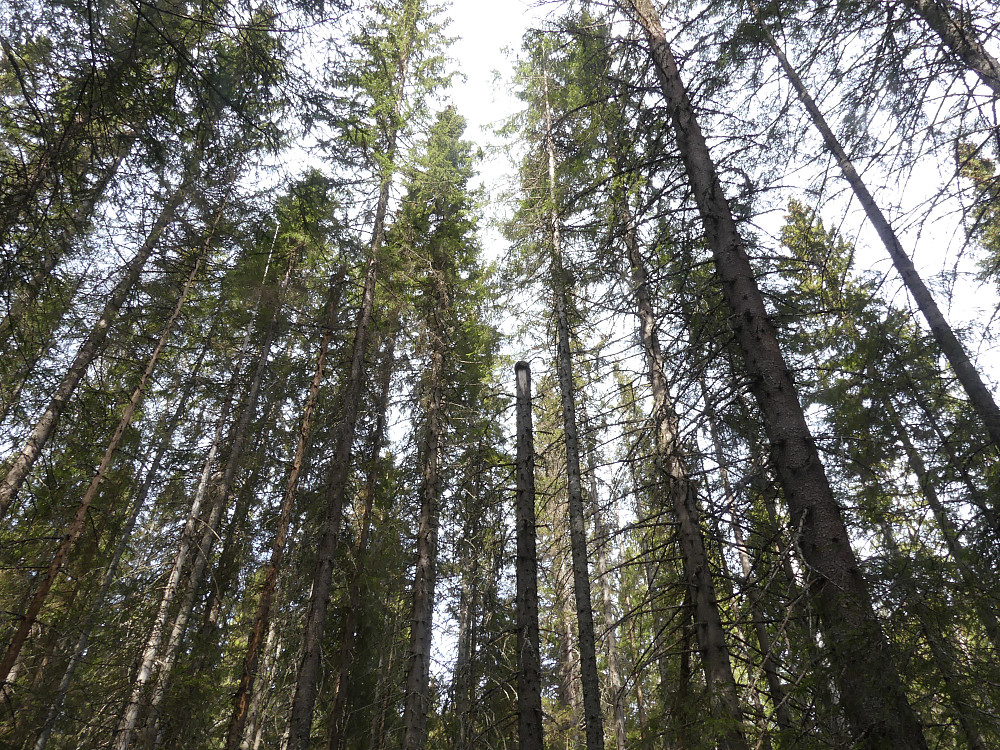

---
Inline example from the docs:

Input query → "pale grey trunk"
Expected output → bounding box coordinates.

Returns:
[114,372,240,750]
[514,362,544,750]
[579,404,627,750]
[619,1,927,744]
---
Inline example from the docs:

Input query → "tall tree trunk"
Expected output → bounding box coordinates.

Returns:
[324,330,396,750]
[514,362,545,750]
[897,0,1000,94]
[225,270,345,750]
[541,60,606,750]
[400,275,448,750]
[755,17,1000,448]
[285,2,418,738]
[145,269,344,749]
[619,1,928,745]
[114,364,243,750]
[0,182,190,519]
[0,253,201,691]
[579,403,627,750]
[626,231,750,750]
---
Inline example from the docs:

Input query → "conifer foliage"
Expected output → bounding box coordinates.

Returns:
[1,0,999,748]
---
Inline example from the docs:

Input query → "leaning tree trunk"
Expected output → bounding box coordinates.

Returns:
[32,341,207,750]
[114,361,245,750]
[626,226,750,750]
[0,253,201,691]
[541,61,606,750]
[514,362,545,750]
[755,18,1000,449]
[0,182,190,520]
[620,1,928,746]
[897,0,1000,95]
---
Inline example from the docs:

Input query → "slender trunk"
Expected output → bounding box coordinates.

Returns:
[225,271,344,750]
[883,397,1000,652]
[756,17,1000,448]
[114,369,241,750]
[897,0,1000,94]
[620,1,928,745]
[541,60,605,750]
[400,293,447,750]
[32,345,205,750]
[0,183,189,519]
[514,362,545,750]
[701,379,793,737]
[880,523,989,750]
[579,404,627,750]
[0,254,200,691]
[325,332,396,750]
[626,232,749,750]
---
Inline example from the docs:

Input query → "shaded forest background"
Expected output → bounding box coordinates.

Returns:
[1,0,999,748]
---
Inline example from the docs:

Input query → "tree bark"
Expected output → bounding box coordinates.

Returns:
[755,17,1000,448]
[619,1,928,745]
[626,230,750,750]
[225,270,344,750]
[897,0,1000,95]
[514,362,545,750]
[324,330,396,750]
[114,363,243,750]
[32,343,206,750]
[541,60,606,750]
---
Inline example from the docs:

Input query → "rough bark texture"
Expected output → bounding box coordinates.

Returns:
[621,1,928,746]
[757,19,1000,448]
[0,183,188,520]
[514,362,544,750]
